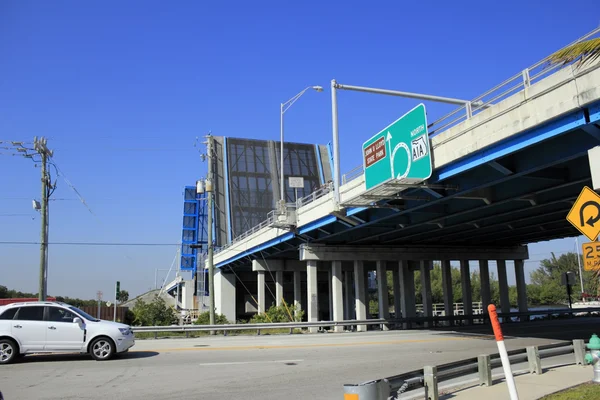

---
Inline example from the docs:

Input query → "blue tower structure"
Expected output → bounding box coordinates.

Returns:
[180,186,209,295]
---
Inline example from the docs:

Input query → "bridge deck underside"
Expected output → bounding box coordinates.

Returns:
[223,108,600,270]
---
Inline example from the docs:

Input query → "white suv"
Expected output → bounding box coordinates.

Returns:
[0,301,135,364]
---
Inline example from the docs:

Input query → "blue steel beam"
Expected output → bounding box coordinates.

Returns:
[374,168,590,244]
[319,116,593,245]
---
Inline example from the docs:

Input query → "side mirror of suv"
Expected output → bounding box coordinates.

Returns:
[73,317,83,325]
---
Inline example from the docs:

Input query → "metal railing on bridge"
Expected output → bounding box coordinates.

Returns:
[215,27,600,255]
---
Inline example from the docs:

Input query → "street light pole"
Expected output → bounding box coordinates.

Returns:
[206,135,216,334]
[279,85,323,208]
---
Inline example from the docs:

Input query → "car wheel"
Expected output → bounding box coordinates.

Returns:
[0,339,18,365]
[90,337,115,361]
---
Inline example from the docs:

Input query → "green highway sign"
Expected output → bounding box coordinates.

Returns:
[363,103,431,191]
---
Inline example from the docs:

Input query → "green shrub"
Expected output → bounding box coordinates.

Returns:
[249,304,304,324]
[194,311,230,325]
[131,295,177,326]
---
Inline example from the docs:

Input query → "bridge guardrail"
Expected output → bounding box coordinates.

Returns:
[131,307,600,338]
[342,340,583,400]
[296,186,331,209]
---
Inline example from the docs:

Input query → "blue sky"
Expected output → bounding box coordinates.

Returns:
[0,1,597,299]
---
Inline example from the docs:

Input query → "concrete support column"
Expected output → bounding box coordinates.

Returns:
[376,261,389,330]
[328,268,333,321]
[344,270,353,321]
[364,267,371,319]
[515,260,528,314]
[257,270,266,314]
[441,260,453,326]
[307,260,319,333]
[497,260,511,314]
[331,261,344,332]
[275,270,284,307]
[293,270,301,320]
[460,260,472,324]
[420,260,433,328]
[392,264,402,319]
[354,260,367,332]
[214,270,236,323]
[399,260,416,329]
[479,260,491,313]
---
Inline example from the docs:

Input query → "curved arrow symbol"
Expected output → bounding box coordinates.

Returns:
[386,132,394,178]
[579,200,600,227]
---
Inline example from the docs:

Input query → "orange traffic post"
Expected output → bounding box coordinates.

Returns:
[488,304,519,400]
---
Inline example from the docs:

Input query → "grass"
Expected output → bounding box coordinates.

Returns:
[539,383,600,400]
[133,328,305,340]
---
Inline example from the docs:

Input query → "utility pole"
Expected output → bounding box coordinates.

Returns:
[34,137,53,301]
[96,291,103,319]
[575,237,585,298]
[1,137,54,301]
[206,135,216,334]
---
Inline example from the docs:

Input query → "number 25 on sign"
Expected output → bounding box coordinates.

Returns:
[582,242,600,271]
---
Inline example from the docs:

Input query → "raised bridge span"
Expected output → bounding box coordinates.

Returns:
[208,29,600,328]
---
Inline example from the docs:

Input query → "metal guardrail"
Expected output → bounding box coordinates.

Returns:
[217,211,277,252]
[341,164,365,185]
[343,340,585,399]
[131,307,600,338]
[296,186,331,208]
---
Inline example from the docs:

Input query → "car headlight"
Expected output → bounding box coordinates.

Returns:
[119,328,131,335]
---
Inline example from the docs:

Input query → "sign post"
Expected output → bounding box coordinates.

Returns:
[362,103,432,191]
[288,176,304,203]
[114,281,120,322]
[560,272,576,309]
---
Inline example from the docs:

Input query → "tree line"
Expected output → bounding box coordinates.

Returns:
[370,252,597,310]
[0,285,129,307]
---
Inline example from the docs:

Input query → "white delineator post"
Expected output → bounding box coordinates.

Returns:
[488,304,519,400]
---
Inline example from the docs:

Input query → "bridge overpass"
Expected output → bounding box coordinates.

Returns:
[209,29,600,329]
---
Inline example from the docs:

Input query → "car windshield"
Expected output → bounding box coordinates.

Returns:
[68,306,99,322]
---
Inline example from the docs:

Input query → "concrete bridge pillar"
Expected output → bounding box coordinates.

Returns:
[307,260,319,333]
[479,260,491,313]
[331,261,344,332]
[257,270,266,314]
[364,266,371,319]
[420,260,433,328]
[496,260,511,314]
[399,260,416,329]
[392,263,402,319]
[354,260,367,332]
[275,270,284,307]
[293,269,302,320]
[376,261,389,330]
[344,270,354,321]
[460,260,472,324]
[441,260,453,326]
[515,259,528,316]
[214,269,236,323]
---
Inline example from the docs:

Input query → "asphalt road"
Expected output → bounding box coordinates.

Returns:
[0,319,591,400]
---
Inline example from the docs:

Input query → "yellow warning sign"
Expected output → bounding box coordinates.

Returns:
[582,242,600,271]
[567,186,600,242]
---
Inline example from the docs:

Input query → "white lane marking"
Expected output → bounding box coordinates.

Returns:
[198,359,303,366]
